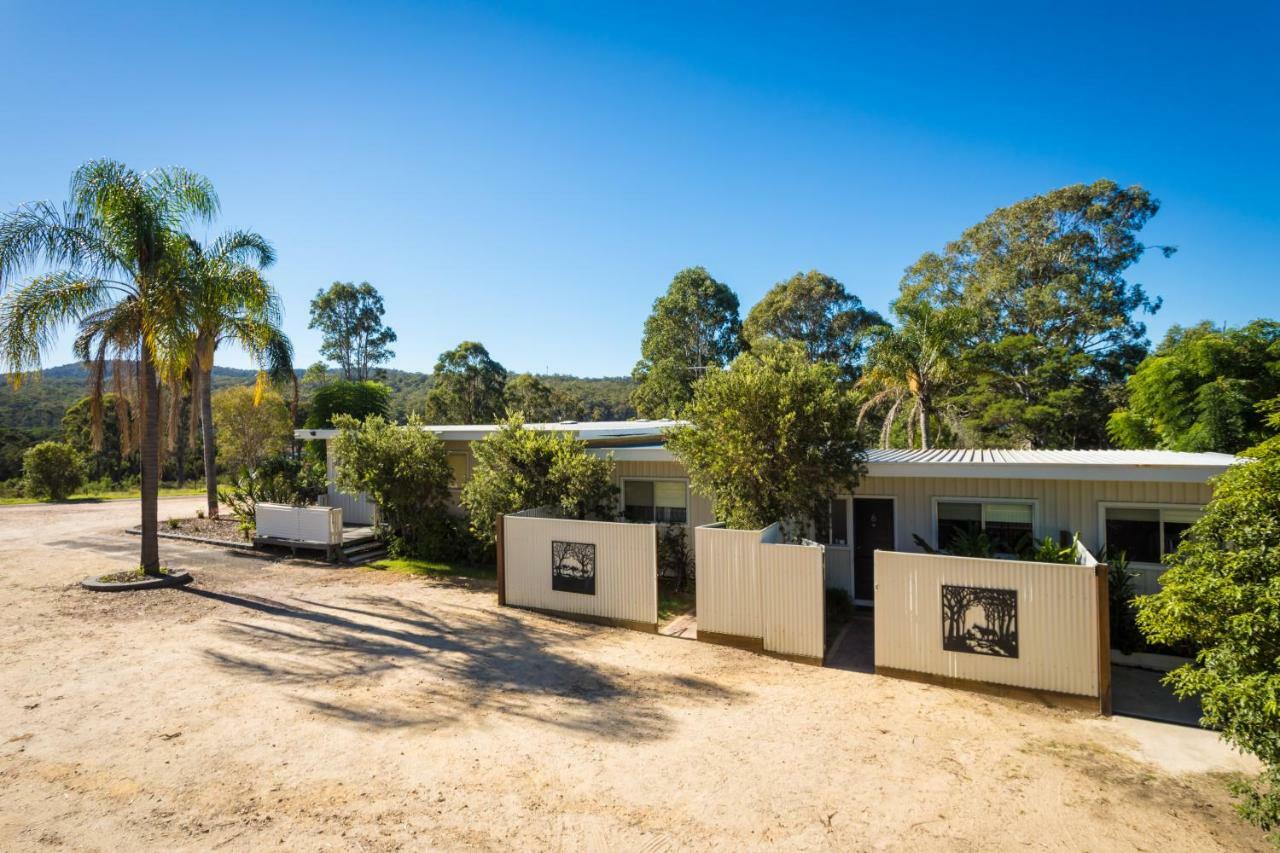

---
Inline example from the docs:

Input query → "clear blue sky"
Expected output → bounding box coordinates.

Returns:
[2,1,1277,377]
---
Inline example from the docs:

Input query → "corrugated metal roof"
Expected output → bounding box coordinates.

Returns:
[863,448,1237,467]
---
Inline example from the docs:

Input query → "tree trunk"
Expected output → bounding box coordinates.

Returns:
[140,351,161,574]
[200,363,218,518]
[918,398,931,450]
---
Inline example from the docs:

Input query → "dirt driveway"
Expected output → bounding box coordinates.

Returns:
[0,500,1267,851]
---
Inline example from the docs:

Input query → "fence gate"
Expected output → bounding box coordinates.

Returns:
[694,523,825,665]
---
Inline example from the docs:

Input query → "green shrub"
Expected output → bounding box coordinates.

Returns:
[21,441,85,500]
[461,415,617,545]
[218,453,326,525]
[305,380,391,429]
[332,413,453,557]
[1136,438,1280,840]
[657,523,692,591]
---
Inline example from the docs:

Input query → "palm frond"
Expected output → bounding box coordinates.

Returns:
[0,273,120,382]
[208,229,275,269]
[146,166,220,226]
[0,201,127,288]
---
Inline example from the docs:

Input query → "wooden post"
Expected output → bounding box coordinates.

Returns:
[1096,562,1112,716]
[496,513,506,606]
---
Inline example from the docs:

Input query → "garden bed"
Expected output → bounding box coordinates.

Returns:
[133,516,256,549]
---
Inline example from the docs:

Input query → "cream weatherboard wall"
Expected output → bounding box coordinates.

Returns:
[874,550,1104,701]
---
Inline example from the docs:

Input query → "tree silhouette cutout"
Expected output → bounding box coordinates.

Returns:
[941,585,1018,657]
[552,541,596,595]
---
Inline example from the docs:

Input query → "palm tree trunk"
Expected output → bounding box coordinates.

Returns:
[140,351,161,574]
[918,396,931,450]
[200,364,218,518]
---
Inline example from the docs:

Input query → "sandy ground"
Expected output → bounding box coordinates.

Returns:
[0,499,1268,851]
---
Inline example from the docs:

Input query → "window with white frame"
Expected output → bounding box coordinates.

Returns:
[936,500,1033,553]
[1103,506,1202,565]
[622,479,688,524]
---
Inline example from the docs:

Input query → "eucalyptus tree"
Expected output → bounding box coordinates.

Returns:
[857,287,971,450]
[0,159,217,573]
[902,180,1171,448]
[631,266,742,417]
[183,232,294,517]
[743,270,884,382]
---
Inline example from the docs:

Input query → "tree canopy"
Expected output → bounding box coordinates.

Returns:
[744,270,883,381]
[632,267,742,418]
[305,379,391,428]
[504,372,580,422]
[668,342,866,531]
[309,281,397,380]
[1109,320,1280,453]
[211,385,292,474]
[460,416,617,544]
[423,340,507,424]
[902,180,1170,448]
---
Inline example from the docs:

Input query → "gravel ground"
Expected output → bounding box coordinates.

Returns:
[0,498,1267,851]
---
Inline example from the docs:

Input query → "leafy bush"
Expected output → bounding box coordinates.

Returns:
[657,523,692,591]
[1105,550,1142,654]
[1022,533,1080,564]
[21,440,85,500]
[1135,438,1280,840]
[218,453,326,525]
[332,413,453,557]
[305,380,391,428]
[461,416,617,545]
[668,341,865,533]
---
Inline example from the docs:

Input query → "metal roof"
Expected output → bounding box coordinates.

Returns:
[295,419,680,442]
[297,420,1237,484]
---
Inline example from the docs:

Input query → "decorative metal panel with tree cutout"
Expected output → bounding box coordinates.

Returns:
[941,585,1018,658]
[552,541,596,595]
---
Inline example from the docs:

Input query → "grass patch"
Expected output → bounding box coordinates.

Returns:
[658,583,695,622]
[0,485,206,505]
[365,557,496,581]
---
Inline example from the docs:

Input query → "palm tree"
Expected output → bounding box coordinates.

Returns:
[858,288,970,450]
[183,232,293,518]
[0,160,217,574]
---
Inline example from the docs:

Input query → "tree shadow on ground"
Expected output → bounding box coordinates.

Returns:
[188,588,744,741]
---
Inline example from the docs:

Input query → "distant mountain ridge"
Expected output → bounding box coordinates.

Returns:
[0,363,636,430]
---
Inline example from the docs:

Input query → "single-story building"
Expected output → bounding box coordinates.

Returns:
[295,421,1236,602]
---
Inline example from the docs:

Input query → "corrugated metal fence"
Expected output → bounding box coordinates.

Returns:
[501,512,658,629]
[696,523,825,664]
[874,550,1106,704]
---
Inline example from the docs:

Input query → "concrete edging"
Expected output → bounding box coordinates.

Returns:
[80,570,194,592]
[125,526,259,552]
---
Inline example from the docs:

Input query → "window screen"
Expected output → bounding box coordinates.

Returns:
[653,481,688,524]
[983,502,1033,553]
[1105,507,1161,564]
[937,502,981,550]
[623,480,655,522]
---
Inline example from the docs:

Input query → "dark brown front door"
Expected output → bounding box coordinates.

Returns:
[853,498,895,603]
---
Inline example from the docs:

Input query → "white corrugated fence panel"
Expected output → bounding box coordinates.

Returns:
[504,515,657,625]
[760,542,825,660]
[874,550,1100,697]
[695,524,764,638]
